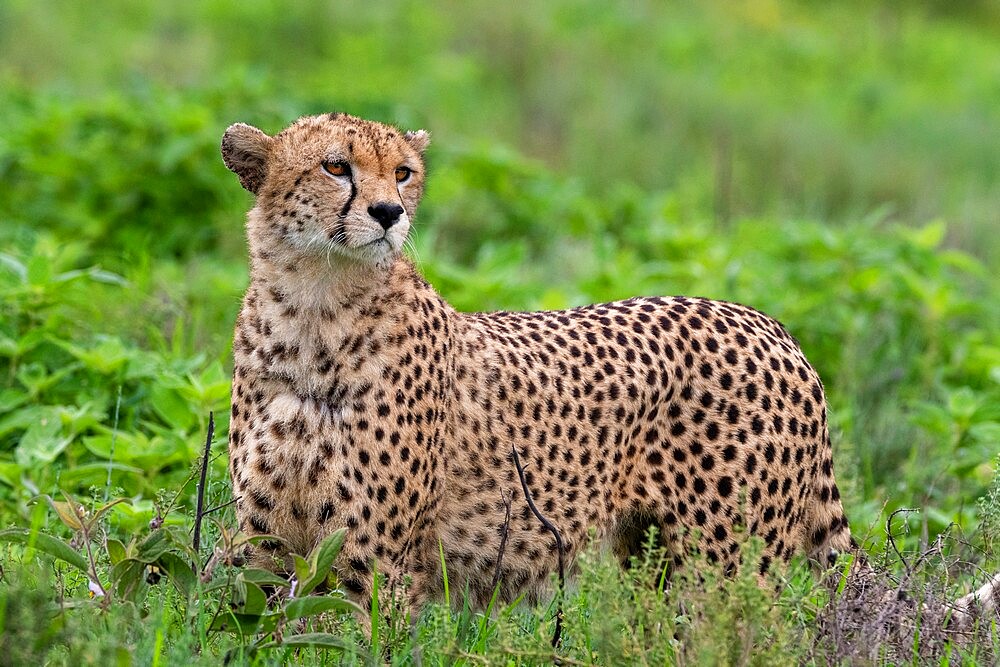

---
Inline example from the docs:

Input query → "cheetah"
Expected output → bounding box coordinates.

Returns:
[222,113,999,621]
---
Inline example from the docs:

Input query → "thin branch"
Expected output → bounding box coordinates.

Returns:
[511,445,565,649]
[201,496,240,517]
[193,412,215,570]
[489,489,513,596]
[886,507,919,576]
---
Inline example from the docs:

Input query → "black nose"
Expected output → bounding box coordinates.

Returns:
[368,202,404,230]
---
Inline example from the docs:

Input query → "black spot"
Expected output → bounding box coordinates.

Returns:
[249,515,269,533]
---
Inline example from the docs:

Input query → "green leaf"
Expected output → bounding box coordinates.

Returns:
[135,528,180,563]
[0,528,90,574]
[285,595,364,620]
[26,252,53,286]
[106,538,127,565]
[231,577,267,615]
[232,532,286,549]
[111,558,147,602]
[87,267,129,286]
[291,554,311,593]
[299,528,346,596]
[86,497,130,531]
[240,568,289,588]
[57,462,144,487]
[258,632,363,658]
[15,410,74,465]
[210,612,280,635]
[149,384,196,432]
[0,252,27,281]
[0,461,22,487]
[157,552,197,598]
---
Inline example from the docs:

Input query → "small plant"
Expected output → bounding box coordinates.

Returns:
[0,488,366,664]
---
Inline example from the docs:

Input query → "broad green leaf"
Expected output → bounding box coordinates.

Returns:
[135,528,180,563]
[15,411,73,465]
[910,220,946,249]
[210,612,280,635]
[285,595,364,620]
[110,558,146,602]
[258,633,364,661]
[0,406,45,438]
[299,529,346,596]
[86,497,130,530]
[149,384,196,432]
[231,532,286,549]
[87,267,129,286]
[57,462,144,486]
[231,579,267,615]
[0,528,90,573]
[0,461,21,487]
[0,252,27,281]
[291,554,311,593]
[26,252,53,286]
[0,389,28,410]
[157,552,197,598]
[106,538,127,565]
[240,568,289,588]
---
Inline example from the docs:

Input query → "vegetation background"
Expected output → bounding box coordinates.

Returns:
[1,0,998,663]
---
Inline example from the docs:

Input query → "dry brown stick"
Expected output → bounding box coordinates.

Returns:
[511,445,565,648]
[192,412,215,570]
[490,490,513,596]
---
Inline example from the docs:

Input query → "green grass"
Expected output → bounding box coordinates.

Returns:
[1,1,1000,663]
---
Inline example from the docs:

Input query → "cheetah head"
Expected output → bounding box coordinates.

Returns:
[222,113,430,267]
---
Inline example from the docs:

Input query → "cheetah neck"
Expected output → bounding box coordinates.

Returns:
[239,223,439,394]
[245,221,393,316]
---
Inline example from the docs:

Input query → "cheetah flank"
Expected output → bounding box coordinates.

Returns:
[222,113,998,620]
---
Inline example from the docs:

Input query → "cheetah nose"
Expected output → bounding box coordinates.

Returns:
[368,202,404,230]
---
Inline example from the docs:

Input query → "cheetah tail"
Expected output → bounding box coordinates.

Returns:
[950,571,1000,627]
[842,537,999,627]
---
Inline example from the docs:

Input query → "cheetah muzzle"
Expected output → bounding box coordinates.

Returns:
[222,112,999,623]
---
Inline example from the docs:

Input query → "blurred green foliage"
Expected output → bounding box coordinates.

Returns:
[0,0,999,663]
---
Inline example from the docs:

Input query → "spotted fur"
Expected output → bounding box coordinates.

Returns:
[222,113,995,620]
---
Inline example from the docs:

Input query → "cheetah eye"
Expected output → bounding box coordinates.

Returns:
[394,166,412,183]
[322,161,351,177]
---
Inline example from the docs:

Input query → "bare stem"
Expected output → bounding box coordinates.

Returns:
[489,490,513,596]
[511,445,565,649]
[193,412,215,570]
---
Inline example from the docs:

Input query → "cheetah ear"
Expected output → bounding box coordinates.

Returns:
[403,129,431,155]
[221,123,274,194]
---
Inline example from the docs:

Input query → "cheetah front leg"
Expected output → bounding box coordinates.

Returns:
[329,476,444,638]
